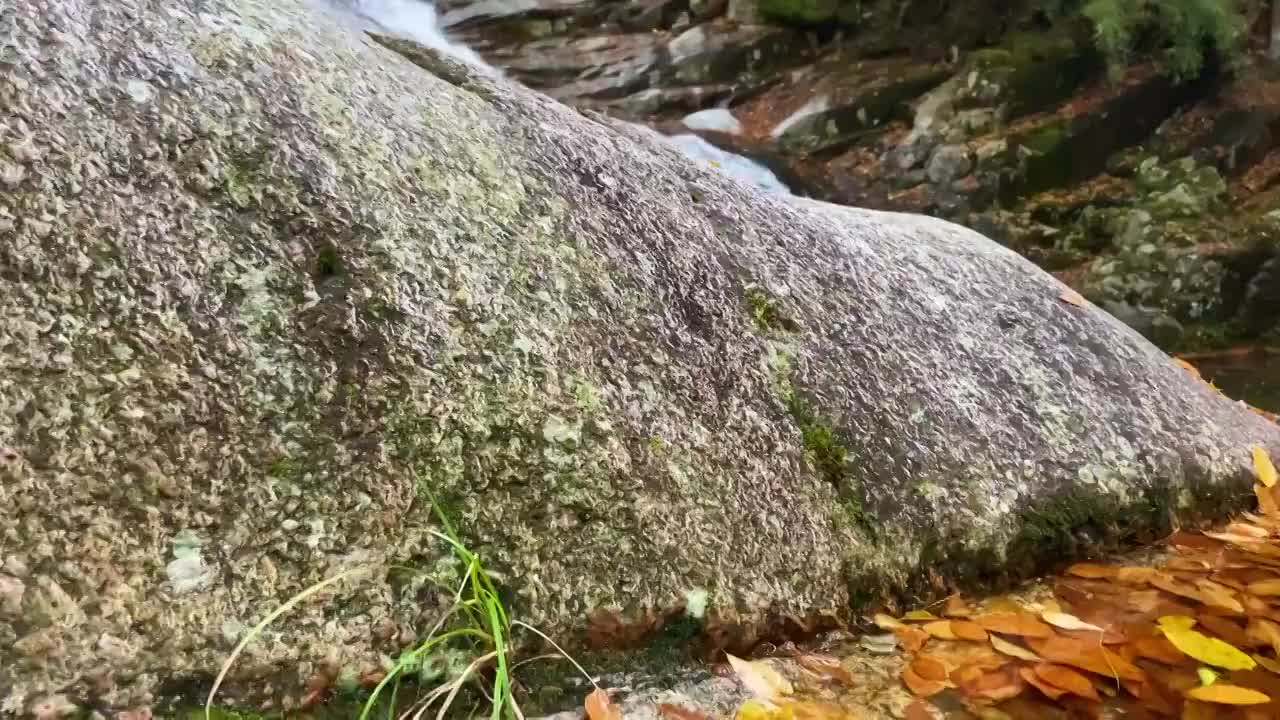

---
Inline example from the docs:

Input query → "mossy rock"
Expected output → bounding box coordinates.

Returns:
[756,0,845,25]
[5,0,1279,714]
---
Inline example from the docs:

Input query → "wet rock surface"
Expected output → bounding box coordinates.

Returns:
[3,0,1280,714]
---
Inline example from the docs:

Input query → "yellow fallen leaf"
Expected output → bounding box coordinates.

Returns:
[1184,683,1270,705]
[1041,611,1104,633]
[990,634,1042,661]
[1196,667,1218,686]
[1161,625,1257,671]
[1255,446,1278,488]
[921,620,956,640]
[1158,615,1197,631]
[873,613,905,630]
[726,654,792,703]
[902,610,939,622]
[735,699,789,720]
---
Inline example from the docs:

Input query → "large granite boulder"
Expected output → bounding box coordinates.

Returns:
[1,0,1278,713]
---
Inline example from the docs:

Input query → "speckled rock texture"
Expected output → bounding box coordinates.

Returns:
[2,0,1279,713]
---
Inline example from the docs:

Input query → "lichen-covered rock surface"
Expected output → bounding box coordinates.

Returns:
[1,0,1279,713]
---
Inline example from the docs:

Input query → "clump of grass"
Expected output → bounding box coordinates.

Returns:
[205,484,594,720]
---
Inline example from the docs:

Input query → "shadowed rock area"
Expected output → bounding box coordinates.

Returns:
[1,0,1279,713]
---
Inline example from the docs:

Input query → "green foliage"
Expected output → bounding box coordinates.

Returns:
[1067,0,1243,77]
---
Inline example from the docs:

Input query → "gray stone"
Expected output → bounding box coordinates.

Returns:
[1151,314,1185,348]
[925,143,973,184]
[1,0,1277,712]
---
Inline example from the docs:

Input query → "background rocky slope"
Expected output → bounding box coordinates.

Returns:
[436,0,1280,352]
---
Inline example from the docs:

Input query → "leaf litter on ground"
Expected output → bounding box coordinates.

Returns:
[574,445,1280,720]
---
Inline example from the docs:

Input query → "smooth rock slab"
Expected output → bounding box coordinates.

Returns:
[0,0,1277,712]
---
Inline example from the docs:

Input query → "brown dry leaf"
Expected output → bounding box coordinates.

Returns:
[1247,579,1280,597]
[1196,579,1245,614]
[1018,667,1066,700]
[1254,653,1280,675]
[1131,630,1187,666]
[586,689,621,720]
[902,666,947,698]
[964,666,1025,703]
[1058,289,1087,307]
[657,704,711,720]
[1246,617,1280,654]
[1164,557,1213,573]
[1184,683,1271,705]
[1254,446,1278,489]
[951,620,989,642]
[1117,566,1159,584]
[1025,635,1144,680]
[1150,573,1207,604]
[974,612,1054,638]
[922,620,957,640]
[794,654,853,685]
[944,595,972,618]
[1033,664,1100,701]
[726,654,792,702]
[1182,700,1218,719]
[911,656,949,683]
[895,626,930,653]
[1068,564,1117,580]
[1227,522,1271,539]
[991,634,1043,661]
[1196,614,1253,649]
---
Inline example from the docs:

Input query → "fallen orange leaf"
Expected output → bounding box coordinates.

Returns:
[586,688,620,720]
[903,700,936,720]
[1033,663,1100,701]
[1025,635,1144,680]
[1067,563,1117,579]
[1184,683,1270,705]
[973,612,1054,638]
[1018,667,1066,700]
[902,666,947,697]
[950,620,988,642]
[944,595,972,618]
[895,626,929,653]
[911,656,949,683]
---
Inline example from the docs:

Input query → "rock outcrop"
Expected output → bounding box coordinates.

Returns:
[1,0,1279,714]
